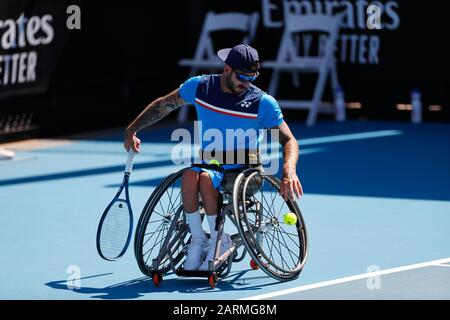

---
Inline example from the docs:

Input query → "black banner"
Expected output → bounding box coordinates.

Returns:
[183,0,449,119]
[0,0,75,99]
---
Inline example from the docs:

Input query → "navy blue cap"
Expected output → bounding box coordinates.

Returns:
[217,44,259,73]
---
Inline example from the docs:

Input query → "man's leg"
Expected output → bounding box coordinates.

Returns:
[182,169,200,213]
[198,172,231,270]
[199,172,218,238]
[182,169,205,237]
[182,169,206,270]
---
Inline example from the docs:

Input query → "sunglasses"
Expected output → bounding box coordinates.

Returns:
[233,70,259,83]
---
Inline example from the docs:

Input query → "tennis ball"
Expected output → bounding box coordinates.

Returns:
[248,153,258,164]
[283,212,297,225]
[208,159,220,166]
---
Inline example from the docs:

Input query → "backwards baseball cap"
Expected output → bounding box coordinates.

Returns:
[217,44,260,73]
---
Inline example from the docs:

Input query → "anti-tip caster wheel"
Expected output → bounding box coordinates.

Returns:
[250,259,259,270]
[152,272,162,287]
[208,273,218,288]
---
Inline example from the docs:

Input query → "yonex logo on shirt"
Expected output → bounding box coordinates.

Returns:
[240,101,251,108]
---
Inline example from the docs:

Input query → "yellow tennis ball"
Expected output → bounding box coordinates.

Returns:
[208,159,220,166]
[283,212,297,225]
[248,153,258,164]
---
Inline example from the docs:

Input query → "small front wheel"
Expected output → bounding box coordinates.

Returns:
[208,274,218,288]
[152,272,162,287]
[250,259,259,270]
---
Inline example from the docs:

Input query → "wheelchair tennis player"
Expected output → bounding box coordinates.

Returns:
[124,44,303,271]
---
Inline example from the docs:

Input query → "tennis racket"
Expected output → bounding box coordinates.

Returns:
[96,150,136,261]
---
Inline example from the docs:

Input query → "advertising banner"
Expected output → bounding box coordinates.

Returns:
[0,0,74,99]
[183,0,449,117]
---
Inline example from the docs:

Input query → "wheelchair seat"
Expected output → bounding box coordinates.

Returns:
[221,165,263,195]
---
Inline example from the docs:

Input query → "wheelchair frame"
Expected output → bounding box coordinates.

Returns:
[134,164,308,288]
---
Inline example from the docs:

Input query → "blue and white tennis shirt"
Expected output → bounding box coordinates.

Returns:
[179,74,284,151]
[178,74,284,189]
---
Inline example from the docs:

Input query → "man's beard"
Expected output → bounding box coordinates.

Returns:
[226,73,246,94]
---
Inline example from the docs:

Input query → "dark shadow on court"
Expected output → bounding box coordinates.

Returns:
[3,120,450,200]
[0,159,179,187]
[44,270,278,300]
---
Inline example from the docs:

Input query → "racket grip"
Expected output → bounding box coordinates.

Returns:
[125,149,136,174]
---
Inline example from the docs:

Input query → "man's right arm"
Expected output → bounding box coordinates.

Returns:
[124,88,186,152]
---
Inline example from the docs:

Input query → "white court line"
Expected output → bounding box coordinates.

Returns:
[299,130,402,146]
[433,263,450,268]
[239,257,450,300]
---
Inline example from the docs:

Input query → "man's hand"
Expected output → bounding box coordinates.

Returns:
[124,130,141,153]
[280,164,303,201]
[272,121,303,201]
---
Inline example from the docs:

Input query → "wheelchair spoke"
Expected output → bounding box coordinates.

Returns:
[249,180,273,219]
[144,224,168,265]
[262,227,287,270]
[145,219,164,225]
[275,227,300,258]
[166,184,181,215]
[171,190,182,213]
[158,200,166,219]
[270,192,278,221]
[274,228,289,270]
[277,201,288,221]
[279,225,302,248]
[261,231,275,265]
[269,184,278,218]
[152,209,166,219]
[256,175,279,221]
[275,228,299,266]
[260,188,275,220]
[260,226,297,268]
[268,231,276,263]
[143,223,164,241]
[146,225,168,260]
[143,223,166,253]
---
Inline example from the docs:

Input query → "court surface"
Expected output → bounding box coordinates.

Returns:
[1,120,449,300]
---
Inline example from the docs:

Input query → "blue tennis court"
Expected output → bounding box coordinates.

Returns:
[1,120,449,300]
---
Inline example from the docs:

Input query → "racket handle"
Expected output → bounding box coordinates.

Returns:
[125,149,136,174]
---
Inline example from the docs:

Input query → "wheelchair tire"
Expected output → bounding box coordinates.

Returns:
[134,168,190,277]
[233,169,308,282]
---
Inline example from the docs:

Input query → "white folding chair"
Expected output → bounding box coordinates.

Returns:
[177,11,259,122]
[263,13,346,126]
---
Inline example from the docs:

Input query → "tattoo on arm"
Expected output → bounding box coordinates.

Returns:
[127,89,185,132]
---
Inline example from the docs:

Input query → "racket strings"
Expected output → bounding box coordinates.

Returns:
[99,200,132,258]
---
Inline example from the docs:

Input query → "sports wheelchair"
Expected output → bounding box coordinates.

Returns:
[134,163,308,288]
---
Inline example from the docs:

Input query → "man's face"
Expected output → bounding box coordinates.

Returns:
[224,66,258,94]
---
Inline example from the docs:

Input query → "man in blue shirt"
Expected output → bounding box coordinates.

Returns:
[124,44,303,271]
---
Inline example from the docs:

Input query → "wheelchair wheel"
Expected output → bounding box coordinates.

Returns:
[134,168,190,277]
[233,169,308,281]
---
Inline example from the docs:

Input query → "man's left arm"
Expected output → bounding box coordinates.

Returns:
[272,121,303,200]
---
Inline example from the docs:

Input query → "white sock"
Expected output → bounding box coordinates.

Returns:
[185,210,205,240]
[207,214,218,240]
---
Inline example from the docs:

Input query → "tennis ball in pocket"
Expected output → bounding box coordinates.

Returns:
[208,159,220,166]
[283,212,297,225]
